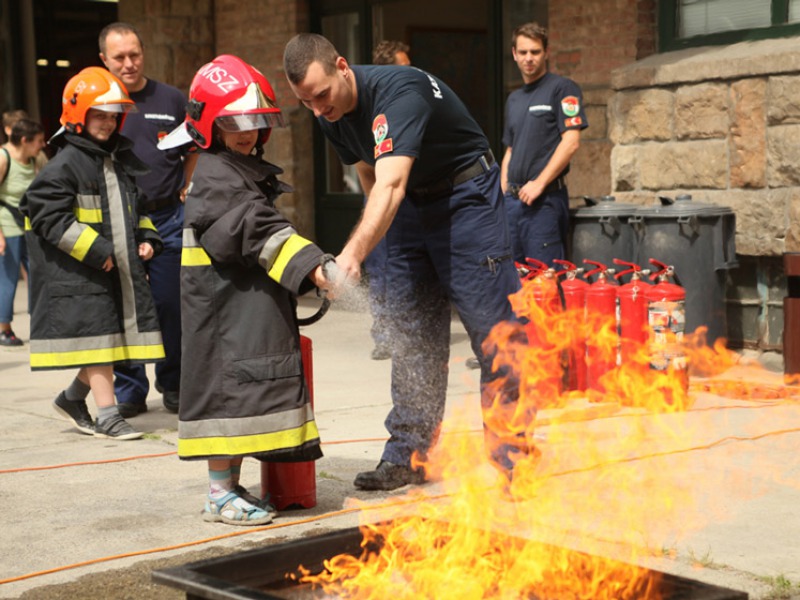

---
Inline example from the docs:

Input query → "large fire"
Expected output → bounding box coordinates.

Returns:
[298,271,778,598]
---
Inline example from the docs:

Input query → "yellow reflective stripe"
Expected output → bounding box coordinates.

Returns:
[73,207,103,223]
[138,216,157,231]
[30,344,165,369]
[178,420,320,458]
[69,227,100,261]
[24,216,31,231]
[181,246,211,266]
[267,234,312,282]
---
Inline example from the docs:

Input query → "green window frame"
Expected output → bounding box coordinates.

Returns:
[659,0,800,51]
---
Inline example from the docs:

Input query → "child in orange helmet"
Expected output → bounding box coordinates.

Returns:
[21,66,164,440]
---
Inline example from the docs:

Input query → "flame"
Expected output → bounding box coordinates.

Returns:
[298,274,792,598]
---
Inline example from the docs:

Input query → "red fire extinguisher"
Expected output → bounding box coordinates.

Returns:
[259,257,335,511]
[554,259,588,391]
[260,336,317,510]
[645,259,689,398]
[613,259,651,368]
[583,259,618,394]
[517,257,563,403]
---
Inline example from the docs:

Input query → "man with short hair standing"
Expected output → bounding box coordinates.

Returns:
[502,22,588,266]
[99,22,196,416]
[284,33,526,491]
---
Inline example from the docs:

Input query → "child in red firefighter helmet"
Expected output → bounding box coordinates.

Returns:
[160,55,332,526]
[22,66,165,440]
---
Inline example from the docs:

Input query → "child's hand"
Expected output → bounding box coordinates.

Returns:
[101,256,114,272]
[138,242,154,261]
[309,265,329,291]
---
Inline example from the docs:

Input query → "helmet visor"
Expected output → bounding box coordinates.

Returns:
[214,113,284,133]
[92,103,138,114]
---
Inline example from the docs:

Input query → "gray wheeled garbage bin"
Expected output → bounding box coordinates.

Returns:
[631,194,737,345]
[570,195,640,281]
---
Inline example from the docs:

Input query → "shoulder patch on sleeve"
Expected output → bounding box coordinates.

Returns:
[372,114,393,158]
[375,138,393,158]
[561,96,580,117]
[372,114,389,144]
[564,116,583,128]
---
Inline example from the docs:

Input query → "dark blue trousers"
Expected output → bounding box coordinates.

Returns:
[504,186,570,267]
[381,165,523,469]
[114,203,183,405]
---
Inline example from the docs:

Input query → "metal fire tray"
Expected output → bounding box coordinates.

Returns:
[152,525,748,600]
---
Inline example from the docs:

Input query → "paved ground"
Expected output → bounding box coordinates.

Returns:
[1,285,800,599]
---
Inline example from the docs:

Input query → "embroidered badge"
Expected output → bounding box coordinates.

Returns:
[375,138,393,159]
[372,114,392,158]
[561,96,580,117]
[372,114,388,144]
[564,116,583,127]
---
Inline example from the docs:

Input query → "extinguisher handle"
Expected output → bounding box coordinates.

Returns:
[612,258,641,280]
[524,257,549,271]
[648,258,672,281]
[582,259,610,280]
[553,258,579,277]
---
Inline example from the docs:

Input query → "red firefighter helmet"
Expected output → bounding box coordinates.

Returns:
[159,54,284,150]
[60,66,137,134]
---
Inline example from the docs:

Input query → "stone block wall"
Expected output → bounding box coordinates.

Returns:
[610,37,800,349]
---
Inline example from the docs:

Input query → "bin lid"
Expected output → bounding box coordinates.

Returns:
[635,194,734,218]
[574,195,640,218]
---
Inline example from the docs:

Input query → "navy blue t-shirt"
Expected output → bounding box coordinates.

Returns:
[123,78,188,204]
[502,72,588,184]
[319,65,489,190]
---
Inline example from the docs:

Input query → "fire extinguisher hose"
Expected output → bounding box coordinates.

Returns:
[297,254,336,326]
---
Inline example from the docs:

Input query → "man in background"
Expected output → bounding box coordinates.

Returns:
[501,22,587,266]
[99,22,197,416]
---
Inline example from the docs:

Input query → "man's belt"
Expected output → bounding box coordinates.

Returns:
[411,151,495,198]
[144,195,180,213]
[508,176,566,198]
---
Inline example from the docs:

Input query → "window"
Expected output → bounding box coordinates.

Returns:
[660,0,800,51]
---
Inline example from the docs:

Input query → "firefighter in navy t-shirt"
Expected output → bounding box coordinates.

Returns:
[284,33,526,491]
[501,22,588,266]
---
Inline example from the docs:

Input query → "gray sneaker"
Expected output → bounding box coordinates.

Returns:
[52,391,95,435]
[94,413,143,440]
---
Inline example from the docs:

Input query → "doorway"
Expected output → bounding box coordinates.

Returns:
[310,0,495,254]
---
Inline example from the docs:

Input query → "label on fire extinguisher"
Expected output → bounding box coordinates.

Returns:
[648,300,685,345]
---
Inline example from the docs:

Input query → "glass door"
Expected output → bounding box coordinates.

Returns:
[311,1,370,254]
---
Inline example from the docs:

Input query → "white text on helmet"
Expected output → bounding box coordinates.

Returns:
[196,63,241,94]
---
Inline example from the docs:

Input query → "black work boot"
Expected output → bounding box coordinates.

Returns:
[354,460,426,491]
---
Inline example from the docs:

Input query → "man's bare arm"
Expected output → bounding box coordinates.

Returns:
[337,155,413,280]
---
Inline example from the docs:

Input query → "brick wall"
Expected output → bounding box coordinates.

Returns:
[118,0,315,238]
[545,0,657,203]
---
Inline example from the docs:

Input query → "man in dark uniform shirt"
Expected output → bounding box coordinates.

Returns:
[284,33,527,491]
[99,22,197,416]
[502,22,588,266]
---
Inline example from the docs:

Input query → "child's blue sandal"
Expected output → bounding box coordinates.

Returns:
[202,491,273,526]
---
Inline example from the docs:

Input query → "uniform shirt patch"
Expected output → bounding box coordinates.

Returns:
[564,116,583,128]
[529,104,552,113]
[375,138,393,159]
[561,96,580,117]
[372,114,389,144]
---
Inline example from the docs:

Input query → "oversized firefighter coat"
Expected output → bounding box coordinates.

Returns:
[178,149,324,462]
[21,132,165,370]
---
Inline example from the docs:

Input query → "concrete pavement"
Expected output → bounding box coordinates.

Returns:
[1,286,800,599]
